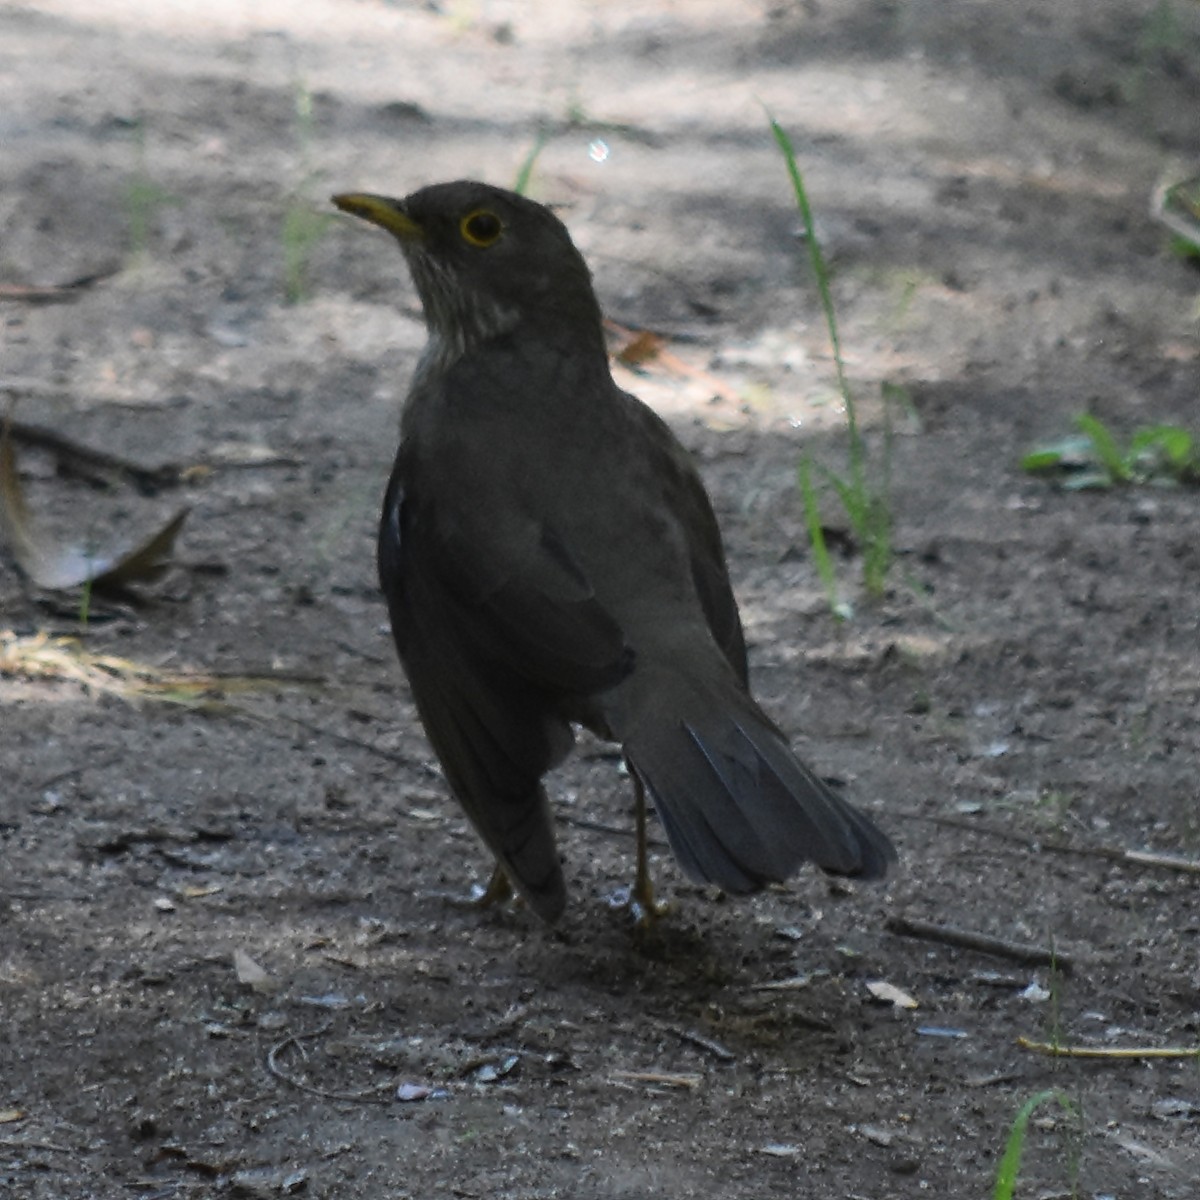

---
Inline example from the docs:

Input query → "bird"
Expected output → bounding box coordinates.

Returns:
[332,180,895,925]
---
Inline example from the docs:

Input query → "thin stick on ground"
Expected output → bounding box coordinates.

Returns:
[266,1026,393,1105]
[656,1022,737,1063]
[610,1070,703,1090]
[4,417,184,489]
[902,811,1200,875]
[1017,1037,1200,1060]
[885,915,1074,974]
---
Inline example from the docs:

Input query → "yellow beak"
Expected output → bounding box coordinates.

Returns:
[332,193,423,241]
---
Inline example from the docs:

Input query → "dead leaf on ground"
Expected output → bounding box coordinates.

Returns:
[0,416,188,590]
[605,319,743,404]
[613,328,668,367]
[233,949,274,991]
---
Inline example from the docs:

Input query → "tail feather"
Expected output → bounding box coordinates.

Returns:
[622,686,895,894]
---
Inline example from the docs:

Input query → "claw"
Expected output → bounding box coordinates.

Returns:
[628,885,670,928]
[441,864,518,913]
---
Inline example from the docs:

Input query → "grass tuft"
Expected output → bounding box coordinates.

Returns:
[513,128,550,196]
[282,82,335,304]
[993,1089,1080,1200]
[769,113,894,615]
[1023,413,1200,489]
[122,119,180,265]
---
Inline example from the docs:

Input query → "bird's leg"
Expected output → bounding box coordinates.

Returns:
[628,765,668,926]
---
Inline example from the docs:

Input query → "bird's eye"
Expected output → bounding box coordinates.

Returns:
[460,209,503,248]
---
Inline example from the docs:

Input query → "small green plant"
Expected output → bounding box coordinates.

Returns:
[123,120,180,264]
[282,82,334,303]
[1122,0,1187,103]
[993,1089,1081,1200]
[512,128,550,197]
[1045,955,1067,1054]
[770,114,893,616]
[1152,173,1200,260]
[1034,789,1075,828]
[1023,413,1200,489]
[283,203,334,304]
[77,576,92,628]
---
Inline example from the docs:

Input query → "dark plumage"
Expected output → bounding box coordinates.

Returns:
[333,181,895,924]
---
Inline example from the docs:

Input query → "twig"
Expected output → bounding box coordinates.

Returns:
[1121,849,1200,874]
[265,1025,392,1105]
[898,811,1200,876]
[752,972,823,992]
[657,1023,736,1063]
[6,418,184,491]
[559,815,634,839]
[2,890,90,902]
[610,1070,703,1089]
[0,1138,77,1153]
[1017,1037,1200,1060]
[222,705,436,776]
[885,915,1074,975]
[558,813,670,848]
[0,269,117,304]
[38,756,122,790]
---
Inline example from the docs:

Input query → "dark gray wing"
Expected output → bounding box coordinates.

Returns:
[377,455,631,923]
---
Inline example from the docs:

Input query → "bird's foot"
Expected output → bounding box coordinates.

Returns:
[441,865,520,914]
[468,864,516,909]
[607,881,670,928]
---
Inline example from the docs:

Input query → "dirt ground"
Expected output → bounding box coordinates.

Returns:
[3,1,1200,1197]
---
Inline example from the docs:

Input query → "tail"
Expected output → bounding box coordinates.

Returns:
[617,673,895,893]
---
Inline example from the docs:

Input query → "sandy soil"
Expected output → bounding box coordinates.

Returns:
[3,1,1200,1196]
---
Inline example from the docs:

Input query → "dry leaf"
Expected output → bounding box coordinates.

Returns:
[614,329,667,368]
[0,417,188,590]
[233,949,273,991]
[606,319,743,407]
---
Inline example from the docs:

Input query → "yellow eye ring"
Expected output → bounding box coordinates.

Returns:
[460,208,503,248]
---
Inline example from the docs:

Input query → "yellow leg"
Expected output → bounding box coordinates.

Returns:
[629,768,668,926]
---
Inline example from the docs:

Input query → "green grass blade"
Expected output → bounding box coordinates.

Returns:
[513,128,550,196]
[993,1089,1077,1200]
[828,472,859,523]
[1129,424,1193,470]
[798,456,847,620]
[1021,447,1070,473]
[862,496,892,599]
[768,115,856,467]
[771,110,892,604]
[1076,413,1131,483]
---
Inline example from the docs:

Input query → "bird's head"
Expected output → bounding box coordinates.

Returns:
[333,181,604,358]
